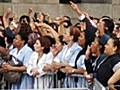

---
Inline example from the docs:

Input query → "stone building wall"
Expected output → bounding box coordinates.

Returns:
[0,0,120,23]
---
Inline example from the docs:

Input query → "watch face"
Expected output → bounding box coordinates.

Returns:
[72,69,75,73]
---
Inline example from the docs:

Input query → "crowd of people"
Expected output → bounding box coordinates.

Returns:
[0,1,120,90]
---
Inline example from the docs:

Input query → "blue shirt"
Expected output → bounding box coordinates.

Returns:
[10,44,34,89]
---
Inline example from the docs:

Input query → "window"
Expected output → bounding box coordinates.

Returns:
[59,0,81,4]
[59,0,111,4]
[0,0,11,2]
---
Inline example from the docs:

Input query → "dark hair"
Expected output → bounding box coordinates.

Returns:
[49,22,59,32]
[58,35,67,45]
[111,35,120,53]
[17,23,32,35]
[28,32,40,50]
[44,35,56,46]
[33,12,49,24]
[115,23,120,30]
[63,20,72,28]
[63,15,72,28]
[38,36,51,54]
[0,16,4,27]
[70,26,80,42]
[18,31,28,45]
[90,17,99,24]
[0,36,6,48]
[63,15,71,21]
[101,15,112,20]
[3,27,15,44]
[102,19,115,34]
[97,36,105,53]
[19,15,30,23]
[9,18,13,22]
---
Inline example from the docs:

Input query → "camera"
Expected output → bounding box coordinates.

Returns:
[9,18,13,22]
[33,12,39,23]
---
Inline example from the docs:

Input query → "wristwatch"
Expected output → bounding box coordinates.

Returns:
[72,69,76,73]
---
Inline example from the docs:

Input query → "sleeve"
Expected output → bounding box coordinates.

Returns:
[78,14,86,21]
[85,58,93,74]
[24,49,33,67]
[99,34,110,45]
[79,16,97,45]
[45,52,53,64]
[27,53,34,76]
[111,55,120,72]
[113,62,120,72]
[69,49,81,67]
[77,55,86,69]
[37,53,53,77]
[54,49,63,63]
[90,20,97,28]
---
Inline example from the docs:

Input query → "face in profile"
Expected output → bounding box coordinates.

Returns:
[78,31,85,47]
[90,38,99,54]
[13,34,23,48]
[34,39,43,53]
[104,39,116,56]
[54,41,63,52]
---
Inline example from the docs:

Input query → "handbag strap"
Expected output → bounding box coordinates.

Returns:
[9,55,23,66]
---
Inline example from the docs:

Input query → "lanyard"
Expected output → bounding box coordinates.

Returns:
[93,55,100,71]
[95,56,108,71]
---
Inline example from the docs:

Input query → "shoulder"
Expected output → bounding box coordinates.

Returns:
[72,43,82,51]
[9,48,17,54]
[24,44,33,52]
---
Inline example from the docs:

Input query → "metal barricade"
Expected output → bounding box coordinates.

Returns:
[60,74,89,88]
[42,72,56,89]
[0,72,111,90]
[93,78,106,90]
[42,73,89,89]
[41,73,114,90]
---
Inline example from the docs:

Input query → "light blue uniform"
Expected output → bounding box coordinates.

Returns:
[54,42,82,66]
[76,55,88,88]
[54,42,82,88]
[9,44,34,89]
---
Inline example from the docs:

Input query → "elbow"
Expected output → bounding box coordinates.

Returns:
[108,79,114,86]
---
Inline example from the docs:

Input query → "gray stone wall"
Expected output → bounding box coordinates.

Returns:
[0,0,119,24]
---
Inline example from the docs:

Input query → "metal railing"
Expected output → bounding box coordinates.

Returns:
[93,78,106,90]
[42,73,107,90]
[0,72,109,90]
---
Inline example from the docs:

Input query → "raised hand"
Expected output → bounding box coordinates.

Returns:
[85,45,91,60]
[70,1,82,16]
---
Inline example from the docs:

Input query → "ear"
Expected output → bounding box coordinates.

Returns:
[114,46,117,52]
[98,45,102,50]
[41,47,44,50]
[70,36,73,41]
[105,27,108,30]
[21,40,25,46]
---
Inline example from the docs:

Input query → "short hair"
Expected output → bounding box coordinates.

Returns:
[19,15,30,23]
[37,36,51,54]
[18,30,28,45]
[49,22,59,32]
[17,23,32,35]
[102,19,115,34]
[111,35,120,53]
